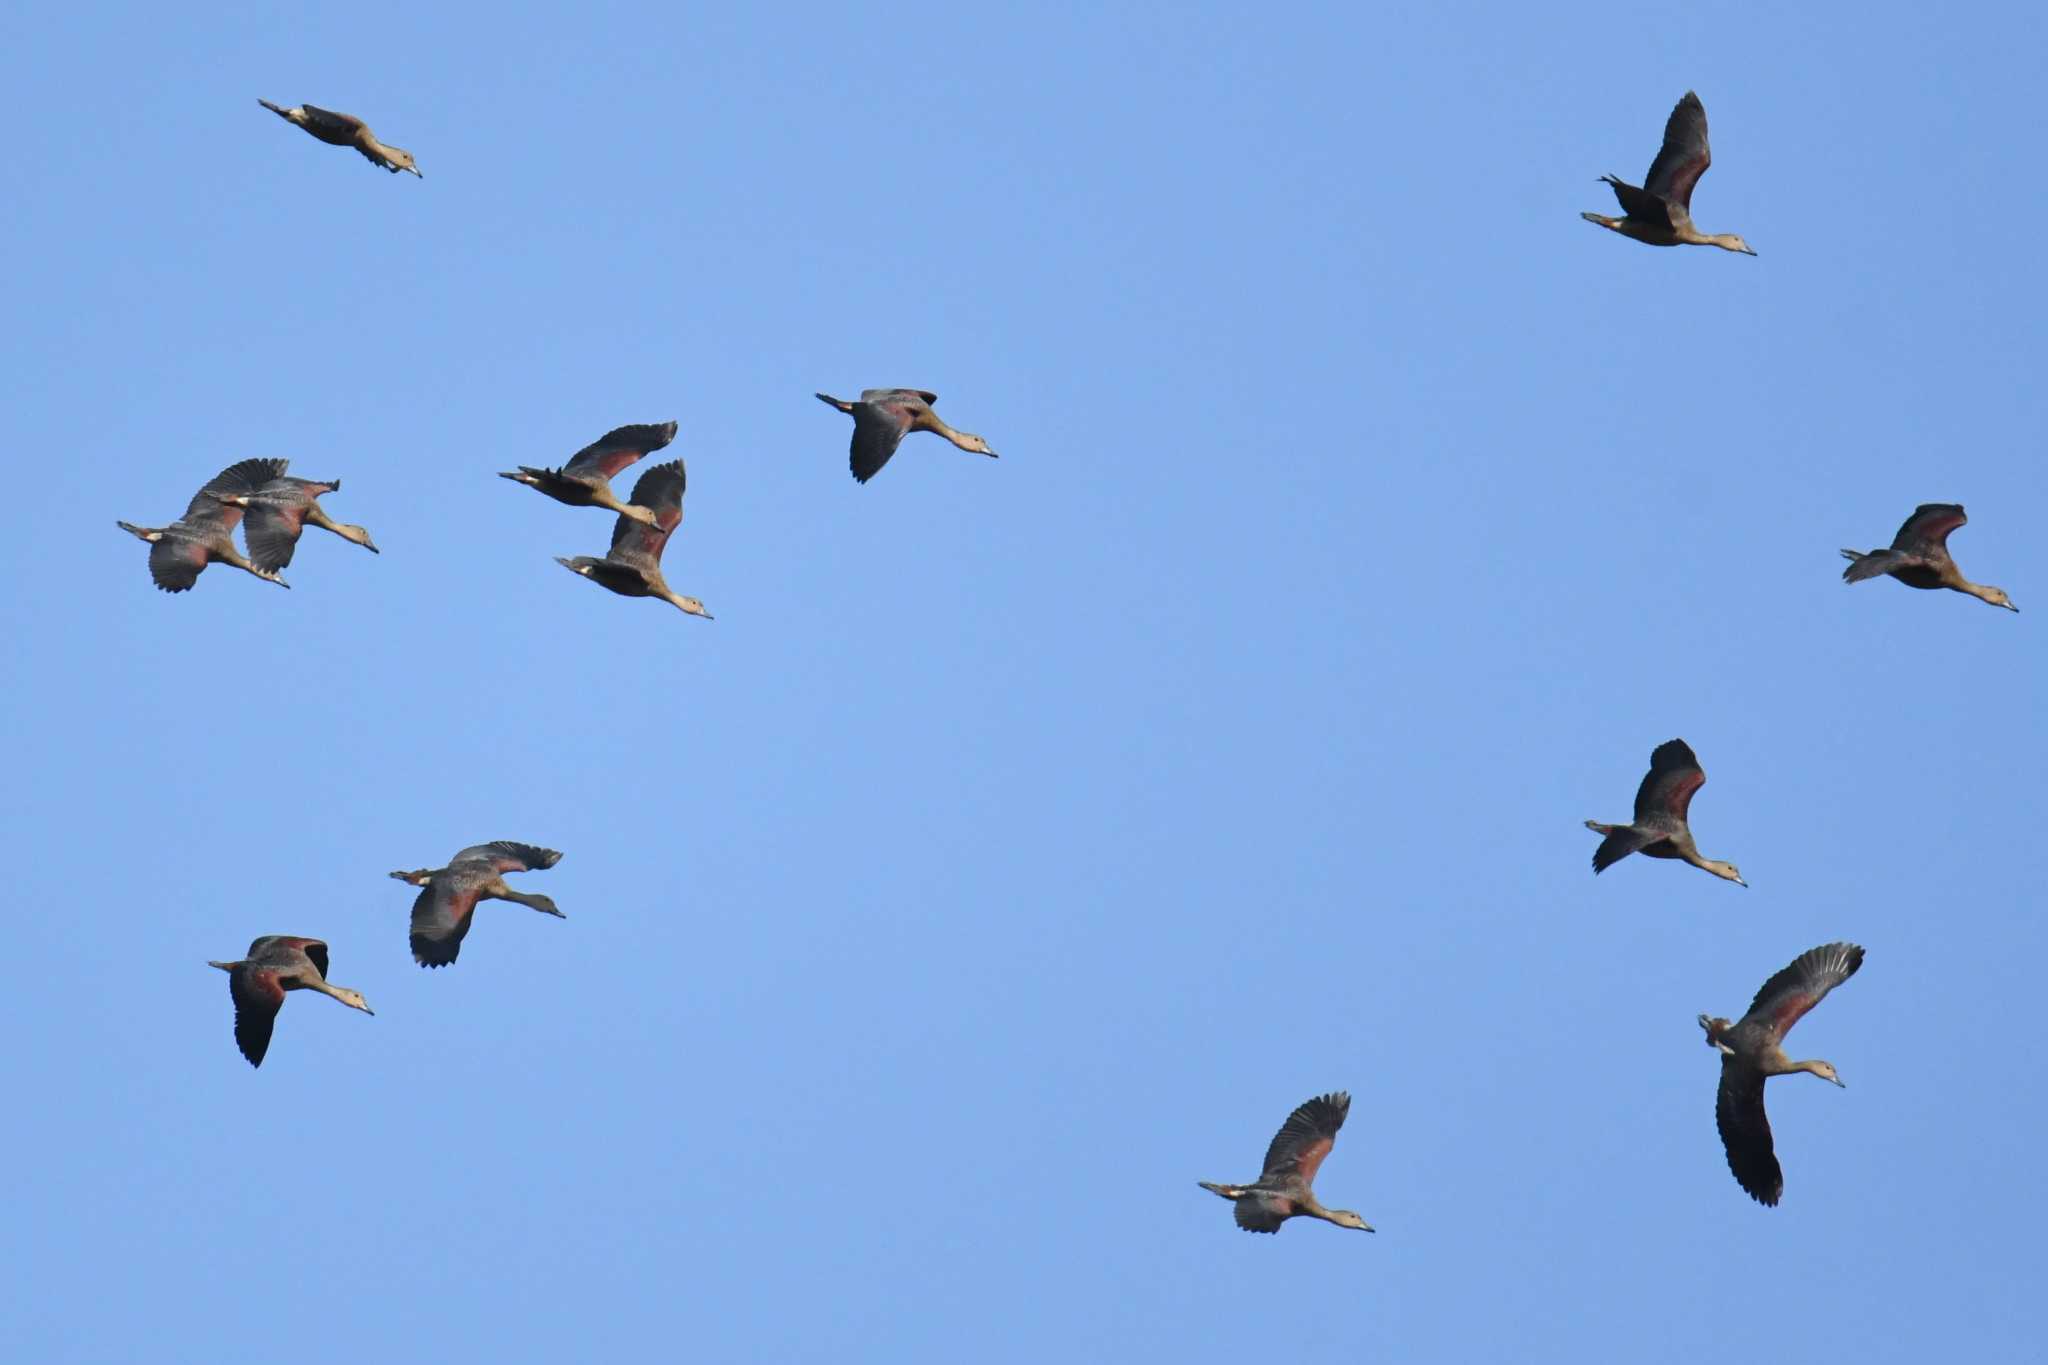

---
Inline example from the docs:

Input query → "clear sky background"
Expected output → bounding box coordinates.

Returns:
[4,3,2043,1361]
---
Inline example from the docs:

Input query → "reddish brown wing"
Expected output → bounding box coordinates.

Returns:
[410,879,480,967]
[848,402,916,483]
[449,842,562,875]
[1293,1134,1337,1188]
[1260,1092,1351,1185]
[1633,739,1705,823]
[1714,1061,1782,1205]
[1740,942,1864,1044]
[227,965,287,1066]
[1643,92,1712,210]
[607,461,686,568]
[563,421,677,481]
[1891,504,1967,556]
[146,536,211,593]
[241,502,309,572]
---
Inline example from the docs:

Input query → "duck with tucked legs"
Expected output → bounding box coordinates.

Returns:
[210,466,378,571]
[1582,92,1755,254]
[1701,942,1863,1206]
[118,458,291,592]
[391,842,565,968]
[1585,738,1745,887]
[257,99,420,175]
[1199,1092,1374,1234]
[500,421,675,526]
[555,459,711,619]
[815,389,997,484]
[208,936,373,1068]
[1841,503,2017,611]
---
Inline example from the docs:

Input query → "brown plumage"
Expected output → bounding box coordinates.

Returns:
[117,458,291,592]
[1841,504,2017,611]
[501,422,675,526]
[391,842,564,968]
[1198,1092,1374,1233]
[1585,739,1745,886]
[1581,92,1755,254]
[258,99,420,176]
[555,459,711,619]
[814,390,998,483]
[211,469,378,571]
[1701,943,1863,1206]
[207,936,373,1068]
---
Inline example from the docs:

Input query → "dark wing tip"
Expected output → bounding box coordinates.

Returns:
[1735,1161,1783,1207]
[211,457,290,490]
[1310,1091,1352,1128]
[480,841,563,871]
[1785,940,1865,993]
[1715,1066,1784,1205]
[625,459,686,511]
[1744,941,1865,1033]
[228,970,281,1067]
[1649,738,1698,770]
[410,934,458,968]
[1232,1197,1285,1233]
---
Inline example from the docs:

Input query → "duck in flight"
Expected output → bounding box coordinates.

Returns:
[258,99,420,176]
[1701,942,1863,1206]
[1841,503,2017,611]
[814,390,998,484]
[1582,91,1755,254]
[208,936,373,1067]
[1198,1092,1374,1234]
[1585,739,1746,886]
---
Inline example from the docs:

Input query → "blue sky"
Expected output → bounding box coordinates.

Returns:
[6,3,2044,1360]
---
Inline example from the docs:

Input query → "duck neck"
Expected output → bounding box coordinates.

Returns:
[662,588,711,619]
[919,413,971,449]
[488,883,551,913]
[305,504,374,549]
[1957,581,2014,610]
[1683,851,1742,885]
